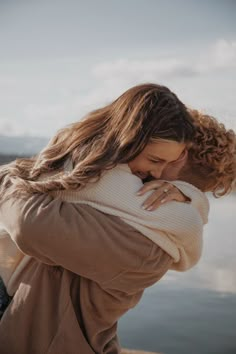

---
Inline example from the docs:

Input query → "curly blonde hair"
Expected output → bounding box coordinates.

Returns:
[179,110,236,197]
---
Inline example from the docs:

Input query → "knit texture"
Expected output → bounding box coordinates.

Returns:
[0,160,209,295]
[54,161,209,271]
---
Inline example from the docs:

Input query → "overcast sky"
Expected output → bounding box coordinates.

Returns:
[0,0,235,137]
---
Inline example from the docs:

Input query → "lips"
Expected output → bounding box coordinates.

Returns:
[135,172,148,179]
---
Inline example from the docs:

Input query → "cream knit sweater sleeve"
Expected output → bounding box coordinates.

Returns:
[54,163,209,272]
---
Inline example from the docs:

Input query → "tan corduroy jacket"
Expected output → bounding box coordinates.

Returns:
[0,164,209,298]
[0,194,173,354]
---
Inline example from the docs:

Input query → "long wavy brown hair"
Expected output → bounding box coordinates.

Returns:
[179,110,236,197]
[0,83,195,199]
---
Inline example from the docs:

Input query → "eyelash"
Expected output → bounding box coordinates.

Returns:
[149,159,161,164]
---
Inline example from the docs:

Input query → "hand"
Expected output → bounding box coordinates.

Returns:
[136,180,190,211]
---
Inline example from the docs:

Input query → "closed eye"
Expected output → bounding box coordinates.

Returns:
[149,159,161,164]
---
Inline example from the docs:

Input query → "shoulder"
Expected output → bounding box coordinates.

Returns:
[170,180,209,224]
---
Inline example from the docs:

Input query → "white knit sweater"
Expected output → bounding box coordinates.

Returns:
[0,160,209,295]
[54,161,209,269]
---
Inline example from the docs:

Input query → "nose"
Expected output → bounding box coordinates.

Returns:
[150,164,167,179]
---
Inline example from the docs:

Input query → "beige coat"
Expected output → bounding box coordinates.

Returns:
[0,164,208,298]
[0,195,173,354]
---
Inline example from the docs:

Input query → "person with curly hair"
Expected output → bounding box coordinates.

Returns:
[0,84,235,354]
[140,109,236,203]
[179,110,236,196]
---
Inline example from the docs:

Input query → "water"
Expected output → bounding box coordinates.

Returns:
[118,195,236,354]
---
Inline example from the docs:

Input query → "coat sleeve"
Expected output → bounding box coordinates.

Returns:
[0,194,153,284]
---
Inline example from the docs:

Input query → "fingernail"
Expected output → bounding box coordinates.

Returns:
[161,198,166,203]
[147,207,153,211]
[142,205,147,209]
[136,191,142,195]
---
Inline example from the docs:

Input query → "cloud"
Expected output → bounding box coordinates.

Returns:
[92,39,236,83]
[209,39,236,69]
[197,39,236,72]
[0,38,236,138]
[92,58,198,82]
[0,118,26,136]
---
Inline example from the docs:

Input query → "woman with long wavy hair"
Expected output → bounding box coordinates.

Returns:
[0,83,235,354]
[0,83,195,197]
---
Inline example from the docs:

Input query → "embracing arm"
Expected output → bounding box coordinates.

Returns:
[0,193,153,284]
[134,179,210,271]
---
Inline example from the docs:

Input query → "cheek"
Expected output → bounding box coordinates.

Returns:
[139,162,150,172]
[128,157,144,172]
[136,161,150,172]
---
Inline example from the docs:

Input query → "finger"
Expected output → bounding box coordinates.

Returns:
[146,191,185,211]
[169,187,189,202]
[142,184,175,209]
[142,190,166,209]
[136,180,167,195]
[142,184,176,209]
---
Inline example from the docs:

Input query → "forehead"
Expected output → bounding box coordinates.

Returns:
[142,140,186,162]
